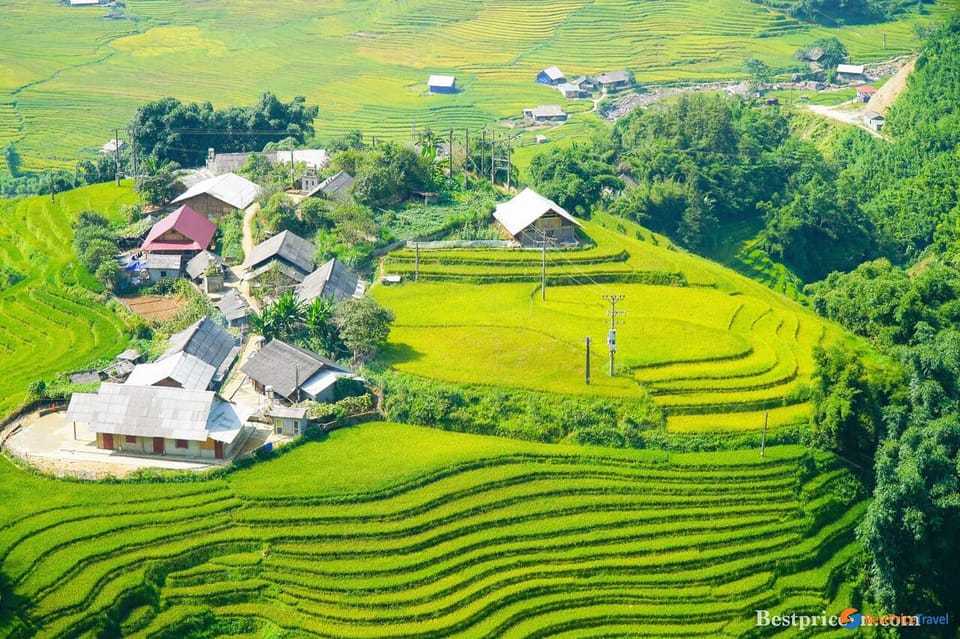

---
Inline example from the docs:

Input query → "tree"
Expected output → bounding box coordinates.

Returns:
[137,157,180,206]
[5,143,21,178]
[248,307,279,341]
[528,143,621,217]
[334,296,394,363]
[269,290,305,338]
[95,259,122,292]
[304,295,338,355]
[742,58,772,89]
[352,143,433,208]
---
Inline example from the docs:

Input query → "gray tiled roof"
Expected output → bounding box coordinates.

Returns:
[186,250,228,280]
[124,352,216,391]
[66,383,251,444]
[295,258,362,305]
[67,383,215,441]
[216,289,250,323]
[305,170,354,199]
[244,230,315,275]
[161,317,238,383]
[241,339,340,400]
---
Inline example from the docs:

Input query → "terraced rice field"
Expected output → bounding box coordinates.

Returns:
[0,183,134,417]
[0,423,865,638]
[0,0,949,172]
[376,213,842,433]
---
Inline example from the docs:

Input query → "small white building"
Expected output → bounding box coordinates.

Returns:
[269,406,308,437]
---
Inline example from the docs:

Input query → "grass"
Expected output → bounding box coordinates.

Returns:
[0,182,135,418]
[0,422,866,638]
[0,0,950,173]
[375,211,843,432]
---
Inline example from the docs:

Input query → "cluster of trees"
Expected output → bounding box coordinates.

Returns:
[130,92,318,167]
[1,143,120,198]
[249,291,393,364]
[750,0,918,23]
[799,20,960,618]
[71,211,121,291]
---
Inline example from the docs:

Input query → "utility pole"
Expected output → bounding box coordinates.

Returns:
[536,227,553,301]
[506,136,512,191]
[114,127,121,186]
[449,128,454,187]
[585,336,591,385]
[130,126,138,192]
[760,411,769,457]
[480,129,486,183]
[602,294,625,376]
[463,128,469,189]
[490,132,497,185]
[414,242,420,282]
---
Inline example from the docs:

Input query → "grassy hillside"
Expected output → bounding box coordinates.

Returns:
[375,212,844,433]
[0,422,866,638]
[0,183,135,418]
[1,0,950,173]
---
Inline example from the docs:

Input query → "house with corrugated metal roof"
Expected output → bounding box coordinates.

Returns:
[537,66,565,85]
[216,289,250,328]
[493,188,582,247]
[596,70,631,90]
[171,172,262,220]
[243,230,316,296]
[295,258,364,306]
[304,170,354,201]
[523,105,568,124]
[185,250,228,293]
[241,339,354,403]
[66,383,253,459]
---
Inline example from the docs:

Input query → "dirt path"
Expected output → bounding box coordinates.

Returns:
[807,101,885,139]
[241,202,259,260]
[868,56,916,115]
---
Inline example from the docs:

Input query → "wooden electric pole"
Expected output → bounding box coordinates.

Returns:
[114,128,121,186]
[585,336,591,385]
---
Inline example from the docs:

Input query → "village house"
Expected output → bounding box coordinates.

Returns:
[243,230,316,293]
[427,75,457,94]
[596,70,631,90]
[141,205,216,256]
[268,406,309,437]
[837,64,865,80]
[536,66,566,85]
[124,317,239,391]
[569,75,597,92]
[66,383,252,459]
[493,187,583,247]
[216,289,250,329]
[295,258,364,306]
[304,170,355,201]
[185,250,229,293]
[523,105,568,124]
[143,253,183,282]
[241,339,354,403]
[203,149,329,177]
[557,83,583,99]
[171,172,261,220]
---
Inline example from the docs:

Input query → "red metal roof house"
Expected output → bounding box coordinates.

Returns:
[141,205,216,255]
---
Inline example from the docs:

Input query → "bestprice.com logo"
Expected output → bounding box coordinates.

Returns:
[756,607,951,630]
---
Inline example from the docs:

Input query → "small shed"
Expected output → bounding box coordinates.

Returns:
[186,250,228,293]
[557,83,583,99]
[537,66,565,85]
[216,289,250,328]
[304,170,354,201]
[144,253,183,282]
[268,406,308,437]
[428,75,457,94]
[493,188,582,247]
[569,75,597,92]
[837,64,865,79]
[864,111,885,132]
[856,85,877,102]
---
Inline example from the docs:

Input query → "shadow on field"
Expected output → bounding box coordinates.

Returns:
[379,342,423,366]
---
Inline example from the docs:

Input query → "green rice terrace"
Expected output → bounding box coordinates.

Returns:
[376,212,843,434]
[0,0,951,172]
[0,183,135,418]
[0,422,866,638]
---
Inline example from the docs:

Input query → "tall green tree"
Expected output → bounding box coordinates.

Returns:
[334,296,394,363]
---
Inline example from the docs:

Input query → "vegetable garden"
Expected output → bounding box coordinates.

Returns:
[0,423,865,638]
[376,213,842,433]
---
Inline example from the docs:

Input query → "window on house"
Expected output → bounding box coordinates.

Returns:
[175,439,188,449]
[294,422,300,436]
[160,271,168,278]
[125,435,136,443]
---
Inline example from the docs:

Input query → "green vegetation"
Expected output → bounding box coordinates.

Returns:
[0,0,947,174]
[0,182,135,417]
[376,212,843,433]
[0,423,867,638]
